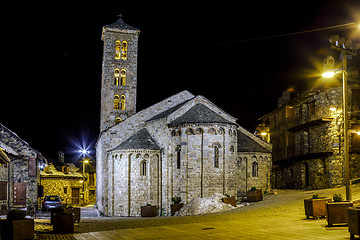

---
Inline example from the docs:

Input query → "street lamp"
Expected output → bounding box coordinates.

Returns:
[323,34,358,201]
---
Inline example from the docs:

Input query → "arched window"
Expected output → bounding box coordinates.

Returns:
[114,95,120,110]
[140,161,147,176]
[252,162,258,177]
[115,117,122,124]
[115,41,121,59]
[120,95,125,110]
[214,145,219,168]
[121,41,127,60]
[120,69,126,86]
[176,145,181,169]
[114,69,120,85]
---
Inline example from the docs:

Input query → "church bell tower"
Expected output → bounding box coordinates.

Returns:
[100,15,140,131]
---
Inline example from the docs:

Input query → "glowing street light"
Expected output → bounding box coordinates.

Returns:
[79,149,89,155]
[322,71,335,78]
[324,34,358,201]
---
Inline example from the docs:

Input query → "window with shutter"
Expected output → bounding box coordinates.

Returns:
[0,181,7,200]
[28,158,36,177]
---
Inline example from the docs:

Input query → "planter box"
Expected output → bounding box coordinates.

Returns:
[170,203,184,216]
[141,206,157,217]
[348,207,360,240]
[246,190,263,202]
[326,201,353,226]
[65,207,81,223]
[0,219,34,240]
[304,197,332,219]
[53,213,74,233]
[222,196,236,207]
[50,208,65,225]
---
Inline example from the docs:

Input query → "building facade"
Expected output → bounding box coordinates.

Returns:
[0,123,47,210]
[96,17,272,217]
[41,152,96,206]
[258,57,360,189]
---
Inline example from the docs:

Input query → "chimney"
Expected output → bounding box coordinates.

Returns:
[58,151,64,163]
[278,90,291,108]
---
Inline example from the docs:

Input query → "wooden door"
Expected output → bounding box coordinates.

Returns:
[72,188,80,204]
[13,182,26,205]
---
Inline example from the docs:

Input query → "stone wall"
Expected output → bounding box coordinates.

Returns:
[0,124,45,208]
[41,177,83,205]
[266,82,360,189]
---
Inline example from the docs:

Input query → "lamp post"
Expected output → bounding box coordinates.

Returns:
[323,35,358,201]
[79,149,90,205]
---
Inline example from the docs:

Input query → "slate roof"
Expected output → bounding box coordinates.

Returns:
[168,104,234,126]
[237,130,271,153]
[111,128,160,151]
[104,18,140,31]
[146,99,193,122]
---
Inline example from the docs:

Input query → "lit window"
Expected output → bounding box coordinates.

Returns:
[115,41,121,59]
[114,69,120,85]
[120,69,126,86]
[121,41,127,60]
[114,95,120,110]
[120,95,125,110]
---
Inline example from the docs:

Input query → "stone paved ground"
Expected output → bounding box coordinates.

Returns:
[34,184,360,239]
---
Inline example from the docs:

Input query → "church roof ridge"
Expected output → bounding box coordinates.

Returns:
[110,128,160,151]
[168,103,235,127]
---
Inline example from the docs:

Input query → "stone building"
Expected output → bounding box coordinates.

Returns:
[0,123,47,210]
[0,141,15,210]
[96,16,272,217]
[258,56,360,189]
[41,152,96,206]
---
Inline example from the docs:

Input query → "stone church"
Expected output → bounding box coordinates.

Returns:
[96,16,272,217]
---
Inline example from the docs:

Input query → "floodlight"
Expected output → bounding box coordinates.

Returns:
[329,35,339,44]
[322,71,335,78]
[344,39,352,49]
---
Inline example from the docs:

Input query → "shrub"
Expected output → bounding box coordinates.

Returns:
[312,194,320,199]
[333,193,343,202]
[171,196,182,204]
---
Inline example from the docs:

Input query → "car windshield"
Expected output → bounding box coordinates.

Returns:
[45,196,60,201]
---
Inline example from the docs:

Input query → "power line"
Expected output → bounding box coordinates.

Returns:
[144,22,357,52]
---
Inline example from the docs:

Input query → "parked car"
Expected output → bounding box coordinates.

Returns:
[42,195,63,211]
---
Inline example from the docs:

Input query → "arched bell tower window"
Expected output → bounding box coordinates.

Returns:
[114,95,120,110]
[115,41,121,59]
[120,95,125,110]
[120,69,126,85]
[121,41,127,60]
[114,69,120,85]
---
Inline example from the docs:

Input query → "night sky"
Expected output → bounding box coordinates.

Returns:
[2,0,360,162]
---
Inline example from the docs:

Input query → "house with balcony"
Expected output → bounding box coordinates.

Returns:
[258,56,360,189]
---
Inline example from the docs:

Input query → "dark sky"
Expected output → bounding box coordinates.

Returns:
[2,0,360,162]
